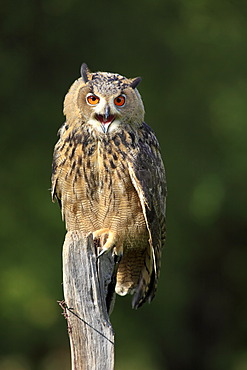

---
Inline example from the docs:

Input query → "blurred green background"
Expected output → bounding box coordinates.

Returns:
[1,1,246,369]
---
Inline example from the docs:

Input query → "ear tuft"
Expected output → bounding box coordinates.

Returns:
[80,63,90,83]
[129,77,142,89]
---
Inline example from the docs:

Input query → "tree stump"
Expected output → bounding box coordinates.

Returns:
[61,231,115,370]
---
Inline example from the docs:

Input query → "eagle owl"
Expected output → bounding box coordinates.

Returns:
[52,64,166,309]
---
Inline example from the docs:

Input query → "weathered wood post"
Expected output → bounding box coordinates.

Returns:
[61,231,115,370]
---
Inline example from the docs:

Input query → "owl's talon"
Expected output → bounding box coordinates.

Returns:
[96,248,108,260]
[113,254,122,264]
[112,247,123,258]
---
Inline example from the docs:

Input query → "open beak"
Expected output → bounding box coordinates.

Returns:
[96,105,115,133]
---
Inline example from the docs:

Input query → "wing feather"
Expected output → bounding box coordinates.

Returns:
[128,122,167,308]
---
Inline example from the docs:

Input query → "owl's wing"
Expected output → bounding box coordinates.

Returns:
[128,122,167,308]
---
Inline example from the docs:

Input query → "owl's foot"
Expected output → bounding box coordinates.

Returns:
[93,228,123,257]
[93,228,110,240]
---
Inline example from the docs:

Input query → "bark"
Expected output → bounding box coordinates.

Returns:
[61,231,115,370]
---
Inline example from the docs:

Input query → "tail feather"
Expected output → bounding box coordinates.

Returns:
[115,243,158,309]
[115,247,145,296]
[131,244,157,309]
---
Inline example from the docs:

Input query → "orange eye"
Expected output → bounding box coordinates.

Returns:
[87,94,100,105]
[114,95,125,106]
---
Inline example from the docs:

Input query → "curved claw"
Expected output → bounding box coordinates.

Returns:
[96,248,108,260]
[93,228,124,258]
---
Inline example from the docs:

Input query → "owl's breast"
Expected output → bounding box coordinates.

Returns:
[56,129,145,236]
[84,136,137,225]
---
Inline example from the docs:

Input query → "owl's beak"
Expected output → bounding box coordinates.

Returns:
[96,105,115,133]
[104,105,110,120]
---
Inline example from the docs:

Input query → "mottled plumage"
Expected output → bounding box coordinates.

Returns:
[52,64,166,308]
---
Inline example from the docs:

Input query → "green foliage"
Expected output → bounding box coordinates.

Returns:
[0,1,246,369]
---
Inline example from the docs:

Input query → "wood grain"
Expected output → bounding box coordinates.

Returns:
[62,231,115,370]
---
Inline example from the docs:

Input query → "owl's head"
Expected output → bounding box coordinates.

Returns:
[64,63,145,134]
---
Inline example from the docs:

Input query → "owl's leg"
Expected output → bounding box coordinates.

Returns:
[93,228,123,256]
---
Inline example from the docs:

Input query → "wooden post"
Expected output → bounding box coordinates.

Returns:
[61,231,115,370]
